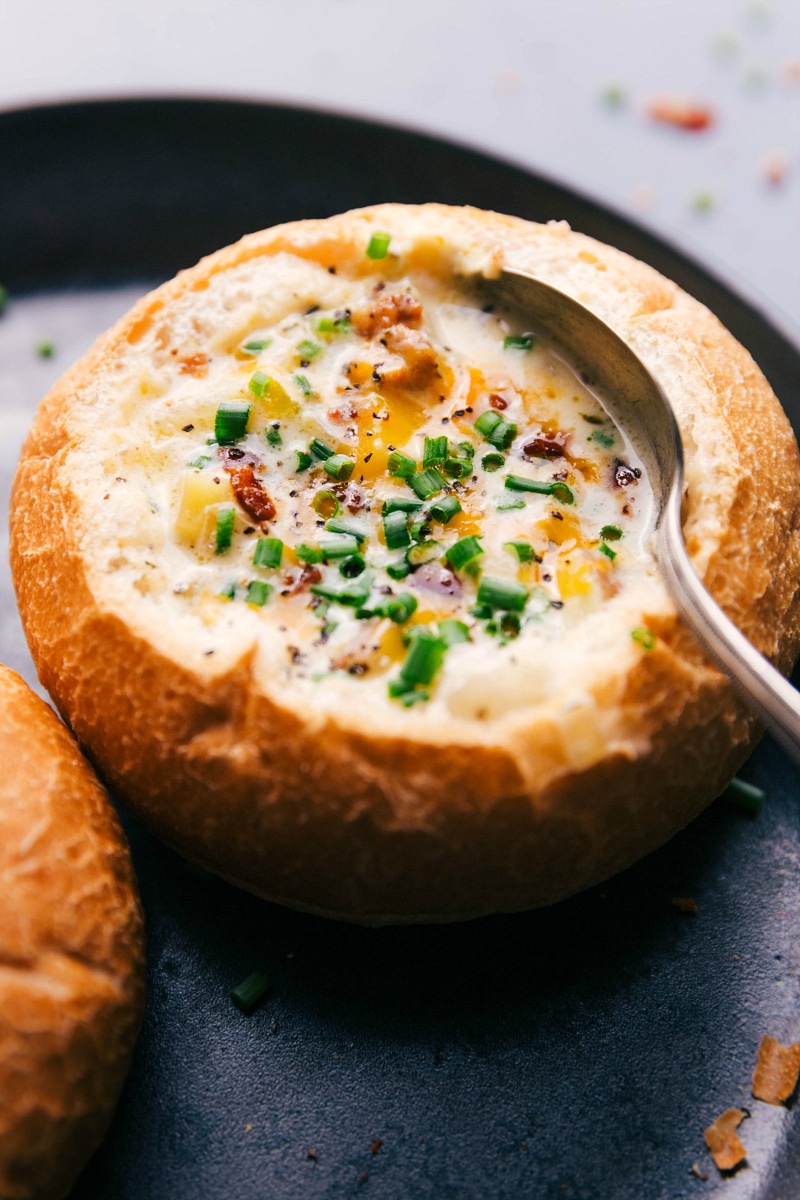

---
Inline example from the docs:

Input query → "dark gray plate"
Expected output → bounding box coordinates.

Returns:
[2,99,799,1200]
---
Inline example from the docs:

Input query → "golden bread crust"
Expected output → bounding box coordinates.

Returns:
[0,666,145,1200]
[10,204,800,923]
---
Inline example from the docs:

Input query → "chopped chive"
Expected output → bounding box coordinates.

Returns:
[313,489,339,518]
[310,581,371,607]
[599,542,616,561]
[409,467,447,501]
[631,627,656,651]
[388,450,417,479]
[475,410,503,438]
[455,441,475,459]
[581,413,605,425]
[36,339,55,358]
[319,535,361,559]
[477,576,528,612]
[242,338,270,354]
[438,619,470,646]
[423,436,448,468]
[428,494,461,524]
[445,536,483,571]
[382,497,423,515]
[214,401,252,444]
[294,449,312,472]
[294,373,313,397]
[324,454,355,481]
[487,420,517,451]
[219,580,236,600]
[587,430,615,448]
[503,334,534,352]
[406,541,441,567]
[325,517,366,541]
[504,475,574,504]
[497,498,526,511]
[601,525,623,541]
[366,231,391,260]
[443,456,473,479]
[384,509,411,550]
[188,454,211,469]
[387,560,411,580]
[231,969,272,1013]
[297,339,320,361]
[246,580,271,607]
[482,453,505,472]
[500,612,521,638]
[314,315,350,336]
[399,628,446,686]
[254,537,283,569]
[722,777,765,815]
[248,370,269,398]
[266,427,282,448]
[504,539,534,563]
[339,554,366,578]
[410,514,431,542]
[296,543,323,564]
[310,438,335,460]
[551,482,574,504]
[470,603,493,619]
[379,593,418,624]
[215,507,236,554]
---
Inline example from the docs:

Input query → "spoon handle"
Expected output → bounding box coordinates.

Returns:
[658,491,800,767]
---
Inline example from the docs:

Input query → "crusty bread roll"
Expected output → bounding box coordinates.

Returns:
[0,666,144,1200]
[10,204,800,924]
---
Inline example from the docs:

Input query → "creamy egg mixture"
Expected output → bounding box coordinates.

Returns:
[101,239,658,709]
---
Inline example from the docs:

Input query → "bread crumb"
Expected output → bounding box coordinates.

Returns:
[752,1035,800,1105]
[704,1108,747,1171]
[307,1147,318,1161]
[761,149,788,187]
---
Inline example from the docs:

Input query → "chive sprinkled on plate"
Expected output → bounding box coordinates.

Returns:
[366,231,391,260]
[215,508,236,554]
[722,777,765,814]
[254,537,283,569]
[215,401,252,444]
[36,339,55,358]
[231,969,272,1013]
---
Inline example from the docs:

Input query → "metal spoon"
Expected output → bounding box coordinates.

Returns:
[482,266,800,767]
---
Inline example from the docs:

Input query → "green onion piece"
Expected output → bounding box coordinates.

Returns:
[497,498,526,511]
[382,593,418,624]
[406,541,441,567]
[36,339,55,358]
[477,576,528,612]
[314,317,335,335]
[487,420,517,451]
[215,507,235,554]
[388,450,417,478]
[410,514,431,542]
[188,454,211,470]
[588,430,615,448]
[339,554,366,578]
[230,969,272,1012]
[388,677,422,702]
[475,410,503,438]
[245,580,271,607]
[323,454,355,481]
[382,497,423,515]
[599,542,617,561]
[296,543,323,564]
[423,436,448,468]
[409,468,447,501]
[294,373,313,397]
[631,627,656,651]
[551,482,574,504]
[248,370,269,398]
[428,494,462,524]
[601,525,623,541]
[438,619,470,646]
[445,536,484,571]
[294,449,312,472]
[470,603,493,619]
[219,580,236,601]
[399,628,446,686]
[581,413,604,425]
[455,441,475,459]
[383,509,411,550]
[503,334,534,351]
[297,339,320,360]
[215,401,252,444]
[319,535,361,559]
[481,453,505,472]
[266,427,282,448]
[722,777,765,814]
[324,517,367,541]
[386,560,411,580]
[504,539,534,563]
[310,438,334,460]
[254,537,283,569]
[366,231,391,260]
[313,490,340,518]
[503,475,574,504]
[242,338,271,353]
[310,581,371,607]
[443,456,473,479]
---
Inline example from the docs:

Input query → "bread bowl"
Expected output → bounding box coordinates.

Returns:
[10,203,800,924]
[0,665,144,1200]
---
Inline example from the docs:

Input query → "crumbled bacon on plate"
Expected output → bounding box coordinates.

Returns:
[704,1108,747,1171]
[752,1035,800,1105]
[647,97,715,132]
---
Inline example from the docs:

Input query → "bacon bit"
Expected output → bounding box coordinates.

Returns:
[524,432,569,460]
[704,1109,747,1172]
[370,1139,384,1156]
[409,563,462,598]
[752,1035,800,1105]
[343,484,365,513]
[352,292,422,338]
[761,149,788,187]
[647,97,715,132]
[671,896,699,914]
[489,393,509,410]
[328,402,359,422]
[284,564,322,594]
[219,447,276,523]
[178,353,210,377]
[376,324,438,387]
[613,460,641,488]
